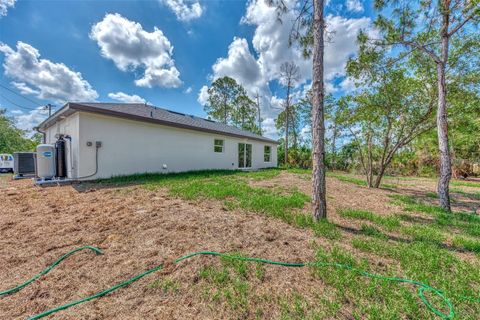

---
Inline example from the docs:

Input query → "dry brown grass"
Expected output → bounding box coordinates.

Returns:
[0,171,478,319]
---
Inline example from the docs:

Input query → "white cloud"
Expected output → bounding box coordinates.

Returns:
[242,0,311,84]
[184,86,192,94]
[0,41,98,103]
[11,81,40,96]
[261,117,277,139]
[212,37,264,93]
[203,1,374,120]
[161,0,203,22]
[90,13,182,88]
[0,0,15,17]
[339,76,356,93]
[197,85,209,105]
[324,15,374,80]
[346,0,364,13]
[108,92,146,103]
[14,107,48,132]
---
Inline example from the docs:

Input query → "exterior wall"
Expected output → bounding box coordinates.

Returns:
[44,113,80,179]
[75,112,277,180]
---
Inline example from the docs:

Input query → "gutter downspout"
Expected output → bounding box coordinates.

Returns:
[33,126,46,144]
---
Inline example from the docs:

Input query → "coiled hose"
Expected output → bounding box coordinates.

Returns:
[1,246,478,320]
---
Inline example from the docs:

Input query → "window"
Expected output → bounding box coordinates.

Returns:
[264,146,271,162]
[238,143,252,168]
[214,139,224,153]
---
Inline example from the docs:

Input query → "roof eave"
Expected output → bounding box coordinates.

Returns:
[38,102,279,145]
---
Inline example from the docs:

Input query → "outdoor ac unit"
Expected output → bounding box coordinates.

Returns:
[14,152,36,178]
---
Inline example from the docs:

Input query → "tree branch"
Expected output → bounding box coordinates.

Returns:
[448,8,479,37]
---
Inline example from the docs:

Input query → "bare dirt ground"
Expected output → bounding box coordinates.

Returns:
[0,172,478,319]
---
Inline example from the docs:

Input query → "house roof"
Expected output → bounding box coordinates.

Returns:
[37,102,279,144]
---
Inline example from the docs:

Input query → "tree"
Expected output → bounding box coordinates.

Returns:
[341,39,436,187]
[253,91,263,134]
[267,0,327,219]
[0,109,38,153]
[311,0,327,220]
[324,95,344,171]
[275,102,302,152]
[232,94,261,134]
[373,0,480,210]
[205,76,243,124]
[278,61,300,164]
[205,76,261,134]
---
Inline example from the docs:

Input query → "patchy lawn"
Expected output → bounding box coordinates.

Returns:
[1,170,479,319]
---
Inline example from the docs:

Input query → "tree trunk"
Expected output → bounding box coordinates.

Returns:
[256,93,261,131]
[223,95,228,124]
[437,4,452,211]
[311,0,327,220]
[366,133,373,187]
[331,124,337,170]
[436,62,452,211]
[285,104,289,165]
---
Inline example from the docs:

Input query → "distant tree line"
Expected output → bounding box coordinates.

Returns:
[0,109,41,154]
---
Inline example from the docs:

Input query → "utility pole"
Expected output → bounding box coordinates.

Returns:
[46,104,52,117]
[254,91,262,133]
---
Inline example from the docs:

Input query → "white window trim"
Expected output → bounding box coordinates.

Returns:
[264,145,271,163]
[214,139,224,153]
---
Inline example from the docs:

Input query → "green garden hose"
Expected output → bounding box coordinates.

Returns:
[1,247,478,320]
[0,246,102,296]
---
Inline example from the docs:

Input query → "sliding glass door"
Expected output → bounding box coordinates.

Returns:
[238,143,252,168]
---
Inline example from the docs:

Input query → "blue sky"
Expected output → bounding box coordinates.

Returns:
[0,0,375,138]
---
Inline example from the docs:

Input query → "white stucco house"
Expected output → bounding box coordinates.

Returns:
[36,102,278,180]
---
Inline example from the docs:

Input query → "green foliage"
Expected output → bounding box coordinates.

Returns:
[232,94,261,134]
[277,146,312,169]
[0,109,39,153]
[204,76,261,134]
[340,40,436,187]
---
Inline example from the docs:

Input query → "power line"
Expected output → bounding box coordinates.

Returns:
[0,94,47,112]
[0,83,43,106]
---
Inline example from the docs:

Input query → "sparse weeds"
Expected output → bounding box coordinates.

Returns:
[338,208,401,231]
[149,277,180,293]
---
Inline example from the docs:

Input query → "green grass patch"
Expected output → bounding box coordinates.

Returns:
[286,168,311,175]
[359,224,388,239]
[452,236,480,254]
[312,245,427,319]
[198,258,250,316]
[350,236,480,319]
[400,225,446,244]
[390,194,449,215]
[149,277,180,293]
[328,173,367,186]
[328,172,397,189]
[106,169,342,241]
[450,180,480,188]
[451,188,480,200]
[338,208,401,231]
[391,194,480,240]
[426,191,438,199]
[168,175,342,240]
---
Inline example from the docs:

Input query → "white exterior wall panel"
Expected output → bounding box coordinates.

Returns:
[75,112,277,180]
[44,113,80,179]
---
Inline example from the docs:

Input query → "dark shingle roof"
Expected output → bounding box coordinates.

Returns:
[38,102,278,144]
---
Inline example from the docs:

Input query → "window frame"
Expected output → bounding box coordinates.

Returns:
[214,139,224,153]
[264,145,271,162]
